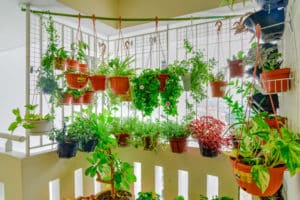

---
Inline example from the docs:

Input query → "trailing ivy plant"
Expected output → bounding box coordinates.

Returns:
[131,68,160,116]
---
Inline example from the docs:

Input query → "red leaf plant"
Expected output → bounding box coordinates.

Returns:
[189,116,231,153]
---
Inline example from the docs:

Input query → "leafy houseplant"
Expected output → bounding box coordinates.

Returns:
[181,40,214,102]
[85,111,136,199]
[136,192,160,200]
[225,115,300,196]
[54,47,68,70]
[89,61,111,91]
[76,40,90,72]
[160,120,190,153]
[108,56,135,95]
[8,104,53,135]
[131,68,160,116]
[209,71,227,98]
[189,116,230,157]
[228,50,245,78]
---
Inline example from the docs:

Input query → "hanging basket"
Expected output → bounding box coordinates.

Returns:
[260,68,291,93]
[144,136,158,151]
[115,133,130,147]
[229,158,286,197]
[57,141,78,158]
[61,93,72,105]
[65,73,88,89]
[71,94,84,105]
[198,141,218,157]
[157,74,169,92]
[89,75,107,91]
[169,137,187,153]
[83,91,95,104]
[109,76,130,95]
[181,73,191,91]
[54,57,66,70]
[78,63,89,73]
[78,138,98,152]
[25,120,53,135]
[66,58,78,70]
[229,60,244,78]
[210,81,227,97]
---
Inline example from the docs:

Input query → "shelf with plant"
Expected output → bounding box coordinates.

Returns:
[84,111,136,199]
[8,104,54,136]
[131,68,160,116]
[209,70,227,98]
[108,56,136,95]
[181,39,214,103]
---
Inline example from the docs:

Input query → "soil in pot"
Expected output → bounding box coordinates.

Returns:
[65,73,89,89]
[260,68,291,93]
[229,158,286,197]
[170,137,187,153]
[115,133,130,147]
[89,75,107,91]
[66,58,78,70]
[94,190,132,200]
[54,57,66,70]
[229,60,244,78]
[109,76,130,95]
[198,141,218,157]
[157,74,169,92]
[78,138,98,152]
[58,141,78,158]
[210,81,227,97]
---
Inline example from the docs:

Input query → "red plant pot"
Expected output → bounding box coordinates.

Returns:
[78,63,89,73]
[210,81,227,97]
[144,136,157,151]
[264,117,286,130]
[71,95,84,105]
[89,75,106,91]
[260,68,291,93]
[229,60,244,78]
[83,91,95,104]
[54,57,66,70]
[229,158,286,197]
[65,73,88,89]
[109,76,130,95]
[66,58,78,70]
[169,137,187,153]
[157,74,169,92]
[62,93,72,105]
[115,133,130,147]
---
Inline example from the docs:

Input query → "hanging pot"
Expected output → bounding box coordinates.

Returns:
[255,0,288,11]
[83,91,95,104]
[198,141,218,157]
[54,57,66,70]
[181,73,191,91]
[157,74,169,92]
[144,136,158,151]
[65,73,88,89]
[109,76,130,95]
[78,63,89,73]
[210,81,227,97]
[260,68,291,93]
[228,60,244,78]
[71,94,84,105]
[61,93,72,105]
[66,58,78,70]
[25,120,53,135]
[169,137,187,153]
[57,141,78,158]
[78,138,98,152]
[115,133,130,147]
[89,75,106,91]
[264,117,286,130]
[229,158,286,197]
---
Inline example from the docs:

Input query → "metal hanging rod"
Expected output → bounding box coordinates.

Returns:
[20,7,243,22]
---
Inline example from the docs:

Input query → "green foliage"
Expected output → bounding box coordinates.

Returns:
[136,192,160,200]
[8,104,53,133]
[200,194,233,200]
[160,120,190,140]
[55,47,68,58]
[76,40,89,63]
[131,68,160,116]
[230,50,245,61]
[209,70,225,82]
[173,196,185,200]
[91,61,111,75]
[49,120,78,142]
[108,56,135,76]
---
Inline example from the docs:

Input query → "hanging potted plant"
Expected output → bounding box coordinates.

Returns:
[108,56,135,95]
[49,121,78,158]
[225,115,300,197]
[161,120,190,154]
[54,47,68,70]
[109,117,129,147]
[131,68,160,116]
[227,50,245,78]
[209,71,227,98]
[189,116,230,157]
[89,61,110,91]
[8,104,54,135]
[76,40,90,73]
[65,69,89,89]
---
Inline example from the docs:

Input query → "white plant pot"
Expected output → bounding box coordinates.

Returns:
[26,120,53,135]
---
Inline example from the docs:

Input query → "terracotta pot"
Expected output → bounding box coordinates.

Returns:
[229,60,244,78]
[65,73,88,89]
[89,75,106,91]
[25,120,53,135]
[260,68,291,93]
[115,133,130,147]
[71,95,84,105]
[229,158,286,197]
[144,136,158,150]
[157,74,169,92]
[198,141,218,157]
[120,90,132,102]
[83,91,95,104]
[170,137,187,153]
[78,63,89,73]
[66,58,78,70]
[109,76,130,95]
[54,57,66,70]
[210,81,227,97]
[62,93,72,105]
[181,73,191,91]
[264,117,286,130]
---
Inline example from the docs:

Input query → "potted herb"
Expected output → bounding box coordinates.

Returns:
[189,116,230,157]
[225,115,300,197]
[89,61,110,91]
[209,70,227,98]
[181,40,214,102]
[76,40,90,73]
[108,56,135,95]
[8,104,53,135]
[54,47,68,70]
[65,69,89,90]
[85,111,136,199]
[136,192,160,200]
[131,68,160,116]
[161,120,190,153]
[227,50,244,78]
[49,121,78,158]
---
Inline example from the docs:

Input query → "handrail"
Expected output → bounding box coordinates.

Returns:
[0,133,26,142]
